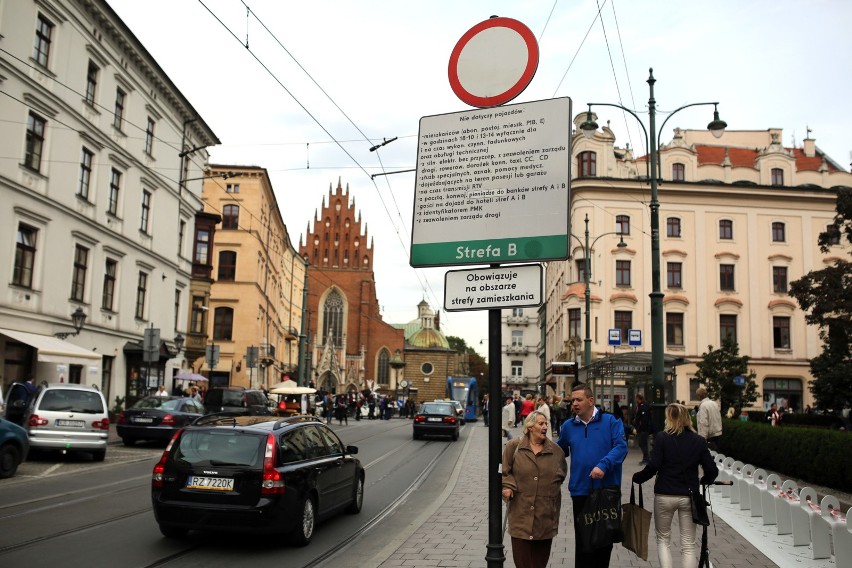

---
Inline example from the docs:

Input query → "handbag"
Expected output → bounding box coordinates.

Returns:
[577,481,623,552]
[689,486,710,526]
[621,482,652,560]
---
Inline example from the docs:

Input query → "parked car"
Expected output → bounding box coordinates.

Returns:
[203,387,272,416]
[151,414,364,545]
[0,417,29,478]
[24,383,109,461]
[2,382,33,426]
[413,402,460,441]
[117,396,205,446]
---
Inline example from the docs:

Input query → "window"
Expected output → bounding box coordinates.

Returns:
[773,316,790,349]
[33,14,53,67]
[578,151,596,176]
[108,168,121,215]
[667,262,682,288]
[825,224,841,245]
[772,222,786,242]
[144,117,155,155]
[614,311,632,344]
[194,229,210,264]
[771,168,784,186]
[377,349,390,385]
[568,308,581,339]
[24,112,46,172]
[615,260,631,286]
[78,148,93,199]
[512,308,524,317]
[140,190,151,233]
[511,330,523,347]
[322,289,344,347]
[672,162,685,181]
[217,251,237,281]
[226,183,240,193]
[13,225,37,288]
[576,258,588,283]
[222,204,239,230]
[666,313,684,346]
[772,266,788,293]
[178,220,186,256]
[135,271,148,319]
[616,215,630,235]
[213,307,234,341]
[720,314,737,344]
[71,245,89,302]
[85,60,99,106]
[511,360,523,379]
[421,362,433,375]
[719,219,733,240]
[666,217,681,238]
[113,88,126,130]
[719,264,735,291]
[190,296,205,334]
[762,378,803,412]
[102,259,116,310]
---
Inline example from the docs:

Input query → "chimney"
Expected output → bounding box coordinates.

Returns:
[803,137,816,158]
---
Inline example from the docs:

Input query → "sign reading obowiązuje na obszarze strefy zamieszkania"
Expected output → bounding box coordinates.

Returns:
[410,97,571,268]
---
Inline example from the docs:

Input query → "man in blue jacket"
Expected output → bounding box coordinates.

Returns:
[557,383,627,568]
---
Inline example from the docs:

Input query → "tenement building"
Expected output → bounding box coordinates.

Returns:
[544,114,852,411]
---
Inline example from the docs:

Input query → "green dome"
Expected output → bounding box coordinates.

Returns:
[409,327,450,349]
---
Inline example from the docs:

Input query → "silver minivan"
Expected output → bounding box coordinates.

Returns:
[25,383,109,461]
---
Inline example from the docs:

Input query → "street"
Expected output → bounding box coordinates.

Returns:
[0,418,469,568]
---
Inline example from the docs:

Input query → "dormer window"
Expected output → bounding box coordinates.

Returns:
[672,162,685,181]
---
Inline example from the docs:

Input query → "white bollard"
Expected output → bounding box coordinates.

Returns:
[761,473,782,525]
[730,460,745,504]
[776,480,799,535]
[832,506,852,568]
[749,468,767,518]
[739,463,755,511]
[810,494,840,559]
[790,487,817,547]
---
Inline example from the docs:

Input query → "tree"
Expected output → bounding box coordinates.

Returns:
[693,338,759,416]
[789,187,852,412]
[446,336,489,392]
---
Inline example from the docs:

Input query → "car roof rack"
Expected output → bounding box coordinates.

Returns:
[273,414,323,430]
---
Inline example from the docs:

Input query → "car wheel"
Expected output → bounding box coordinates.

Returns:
[91,449,106,462]
[0,444,22,479]
[346,475,364,514]
[159,524,188,539]
[412,431,419,440]
[291,495,316,546]
[121,437,136,447]
[452,430,459,441]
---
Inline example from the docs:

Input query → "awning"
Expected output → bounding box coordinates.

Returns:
[0,327,102,366]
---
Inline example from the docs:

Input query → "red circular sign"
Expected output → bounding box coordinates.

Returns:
[448,17,539,108]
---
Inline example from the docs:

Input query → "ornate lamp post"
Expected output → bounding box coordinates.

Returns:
[54,307,87,339]
[579,68,726,428]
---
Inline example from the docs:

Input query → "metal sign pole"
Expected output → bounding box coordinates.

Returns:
[485,302,505,567]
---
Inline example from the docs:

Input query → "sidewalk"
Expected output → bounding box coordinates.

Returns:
[376,424,789,568]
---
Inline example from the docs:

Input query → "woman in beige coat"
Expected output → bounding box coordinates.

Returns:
[501,410,567,568]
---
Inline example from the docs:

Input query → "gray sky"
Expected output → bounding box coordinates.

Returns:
[108,0,852,356]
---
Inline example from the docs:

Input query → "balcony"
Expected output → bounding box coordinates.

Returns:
[506,315,530,326]
[505,344,529,355]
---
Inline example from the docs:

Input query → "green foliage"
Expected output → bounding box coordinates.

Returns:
[788,187,852,413]
[111,395,125,415]
[446,335,489,392]
[718,418,852,492]
[693,338,759,416]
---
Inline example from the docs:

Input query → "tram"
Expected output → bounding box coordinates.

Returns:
[446,376,478,422]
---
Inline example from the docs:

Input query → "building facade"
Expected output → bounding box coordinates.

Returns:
[544,114,852,411]
[299,179,404,395]
[201,165,307,389]
[0,0,218,405]
[499,307,542,396]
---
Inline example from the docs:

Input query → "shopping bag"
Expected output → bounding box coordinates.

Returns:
[621,482,652,560]
[577,482,623,552]
[689,487,710,526]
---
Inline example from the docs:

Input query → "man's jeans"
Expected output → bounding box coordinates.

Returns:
[637,431,650,461]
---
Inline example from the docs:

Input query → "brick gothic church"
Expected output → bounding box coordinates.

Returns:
[299,180,404,395]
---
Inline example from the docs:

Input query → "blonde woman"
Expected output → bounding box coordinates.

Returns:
[632,404,719,568]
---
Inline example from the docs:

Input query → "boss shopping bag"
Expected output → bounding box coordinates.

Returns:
[621,482,652,560]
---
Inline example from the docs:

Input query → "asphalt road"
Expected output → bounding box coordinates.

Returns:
[0,418,469,568]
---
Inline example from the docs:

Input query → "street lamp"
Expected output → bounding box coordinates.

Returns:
[54,307,87,339]
[570,214,627,368]
[173,333,185,354]
[579,67,726,428]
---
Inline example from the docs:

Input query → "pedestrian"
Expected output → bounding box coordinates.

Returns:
[695,386,722,450]
[482,394,490,427]
[556,383,627,568]
[502,410,567,568]
[324,392,333,424]
[336,394,348,425]
[633,403,719,568]
[23,376,37,398]
[632,392,654,465]
[189,386,201,401]
[766,402,780,426]
[534,396,552,439]
[155,385,169,397]
[502,397,516,439]
[368,395,376,420]
[513,394,522,427]
[519,394,535,426]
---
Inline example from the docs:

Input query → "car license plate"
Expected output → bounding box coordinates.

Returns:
[133,417,153,423]
[427,417,442,422]
[55,419,84,427]
[186,476,234,491]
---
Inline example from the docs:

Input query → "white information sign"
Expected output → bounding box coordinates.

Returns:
[411,97,572,267]
[444,264,542,312]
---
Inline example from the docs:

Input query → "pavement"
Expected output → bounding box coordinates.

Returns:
[369,422,845,568]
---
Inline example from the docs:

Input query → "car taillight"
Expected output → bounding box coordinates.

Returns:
[92,418,110,430]
[161,414,175,426]
[443,416,457,424]
[29,414,48,427]
[117,412,127,424]
[414,415,425,423]
[261,432,284,495]
[152,431,180,488]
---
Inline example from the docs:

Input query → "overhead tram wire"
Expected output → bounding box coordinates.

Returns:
[552,0,609,97]
[610,0,641,150]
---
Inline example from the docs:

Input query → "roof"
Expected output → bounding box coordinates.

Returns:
[692,145,841,173]
[408,327,450,349]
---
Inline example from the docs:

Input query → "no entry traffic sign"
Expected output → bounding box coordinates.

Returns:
[448,16,539,108]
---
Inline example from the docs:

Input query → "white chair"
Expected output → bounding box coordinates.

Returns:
[729,460,745,504]
[810,494,839,559]
[832,506,852,568]
[761,473,783,525]
[749,468,767,518]
[712,453,727,493]
[790,486,817,547]
[776,479,799,535]
[738,463,755,511]
[720,457,735,499]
